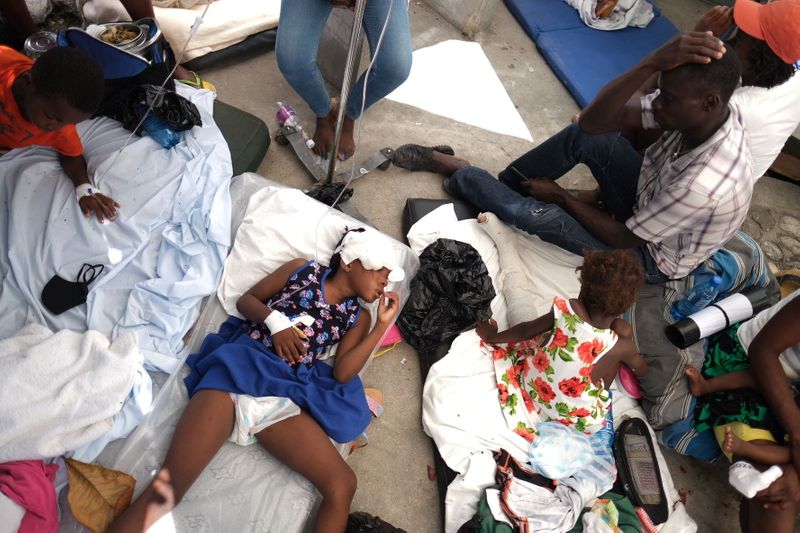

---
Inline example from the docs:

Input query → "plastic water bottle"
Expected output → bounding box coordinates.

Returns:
[670,275,723,321]
[276,102,315,149]
[596,395,614,449]
[142,114,180,149]
[276,102,300,128]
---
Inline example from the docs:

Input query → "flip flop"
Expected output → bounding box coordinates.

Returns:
[391,144,455,171]
[776,268,800,299]
[365,387,384,418]
[177,70,217,93]
[349,432,369,455]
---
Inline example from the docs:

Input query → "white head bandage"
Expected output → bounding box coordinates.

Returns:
[335,228,405,282]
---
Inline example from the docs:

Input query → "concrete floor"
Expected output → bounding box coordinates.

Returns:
[199,1,800,531]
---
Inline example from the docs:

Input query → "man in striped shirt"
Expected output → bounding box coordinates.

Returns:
[395,32,751,283]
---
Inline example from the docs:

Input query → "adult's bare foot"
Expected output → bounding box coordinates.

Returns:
[684,365,710,396]
[338,116,356,161]
[313,109,336,158]
[111,468,175,533]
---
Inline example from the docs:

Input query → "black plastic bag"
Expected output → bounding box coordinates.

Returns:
[99,84,202,134]
[398,239,495,353]
[346,512,407,533]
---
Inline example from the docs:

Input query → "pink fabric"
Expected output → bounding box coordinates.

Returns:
[380,324,403,347]
[0,460,59,533]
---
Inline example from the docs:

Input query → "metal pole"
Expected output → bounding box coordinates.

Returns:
[325,0,367,184]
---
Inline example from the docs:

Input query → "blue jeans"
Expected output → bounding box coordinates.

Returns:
[276,0,412,120]
[450,124,669,283]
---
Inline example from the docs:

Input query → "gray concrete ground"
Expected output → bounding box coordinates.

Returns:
[201,1,800,531]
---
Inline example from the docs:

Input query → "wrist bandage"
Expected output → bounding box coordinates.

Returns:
[75,183,95,201]
[264,309,293,335]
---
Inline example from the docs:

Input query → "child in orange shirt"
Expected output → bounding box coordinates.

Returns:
[0,45,118,222]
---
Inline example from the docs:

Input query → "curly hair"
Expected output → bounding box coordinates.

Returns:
[578,250,644,317]
[30,48,104,114]
[746,38,796,89]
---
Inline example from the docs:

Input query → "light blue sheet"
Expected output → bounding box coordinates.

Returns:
[0,86,232,373]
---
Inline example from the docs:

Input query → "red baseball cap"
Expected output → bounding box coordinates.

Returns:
[734,0,800,63]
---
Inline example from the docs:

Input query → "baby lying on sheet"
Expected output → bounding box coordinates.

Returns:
[476,249,647,439]
[112,227,404,533]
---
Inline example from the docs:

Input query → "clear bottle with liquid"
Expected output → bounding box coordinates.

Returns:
[670,275,723,321]
[276,101,315,149]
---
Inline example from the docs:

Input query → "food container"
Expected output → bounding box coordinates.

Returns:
[96,20,161,58]
[24,31,58,59]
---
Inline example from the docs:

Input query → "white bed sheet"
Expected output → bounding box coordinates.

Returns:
[0,85,232,374]
[409,205,696,533]
[154,0,281,62]
[60,175,419,532]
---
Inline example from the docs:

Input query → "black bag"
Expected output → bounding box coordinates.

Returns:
[397,238,495,353]
[613,417,669,525]
[41,263,104,315]
[100,83,202,135]
[346,512,407,533]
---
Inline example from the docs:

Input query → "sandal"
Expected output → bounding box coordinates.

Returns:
[776,268,800,299]
[177,70,217,93]
[391,144,455,171]
[365,387,384,418]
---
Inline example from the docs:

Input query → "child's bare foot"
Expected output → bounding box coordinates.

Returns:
[684,365,710,396]
[111,468,175,533]
[723,426,746,457]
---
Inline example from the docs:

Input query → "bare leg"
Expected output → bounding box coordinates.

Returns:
[111,390,234,532]
[724,428,791,465]
[256,411,356,533]
[684,365,757,396]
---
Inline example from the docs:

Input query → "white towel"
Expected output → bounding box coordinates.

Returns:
[0,324,139,462]
[563,0,654,30]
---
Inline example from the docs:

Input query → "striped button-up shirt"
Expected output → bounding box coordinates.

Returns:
[625,91,754,279]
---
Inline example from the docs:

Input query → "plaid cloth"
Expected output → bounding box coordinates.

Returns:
[627,91,754,279]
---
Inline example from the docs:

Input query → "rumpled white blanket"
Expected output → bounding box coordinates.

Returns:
[564,0,654,30]
[0,85,232,373]
[0,324,139,463]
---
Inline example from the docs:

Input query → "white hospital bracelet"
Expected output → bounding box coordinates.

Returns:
[264,309,293,335]
[75,183,95,201]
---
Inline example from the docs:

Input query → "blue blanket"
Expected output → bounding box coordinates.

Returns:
[185,316,371,444]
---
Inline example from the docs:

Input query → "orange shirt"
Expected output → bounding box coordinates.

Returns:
[0,46,83,157]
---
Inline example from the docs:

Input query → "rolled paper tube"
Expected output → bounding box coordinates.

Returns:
[664,286,773,349]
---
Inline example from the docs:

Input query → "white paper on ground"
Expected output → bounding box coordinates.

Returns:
[386,40,533,142]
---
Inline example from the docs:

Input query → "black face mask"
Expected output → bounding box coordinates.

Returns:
[41,263,105,315]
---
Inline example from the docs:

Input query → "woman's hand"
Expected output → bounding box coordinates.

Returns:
[272,328,308,364]
[693,6,733,37]
[476,318,498,342]
[376,291,400,326]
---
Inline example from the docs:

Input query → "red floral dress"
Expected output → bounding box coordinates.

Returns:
[485,297,618,441]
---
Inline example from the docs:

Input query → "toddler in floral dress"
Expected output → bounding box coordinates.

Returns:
[477,250,648,441]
